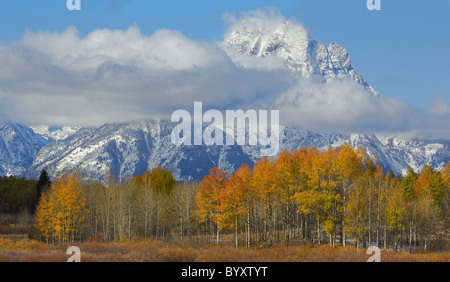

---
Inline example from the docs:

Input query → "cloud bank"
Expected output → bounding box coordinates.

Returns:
[0,25,292,126]
[0,8,448,138]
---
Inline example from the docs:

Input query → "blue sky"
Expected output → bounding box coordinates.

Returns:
[0,0,449,131]
[0,0,449,109]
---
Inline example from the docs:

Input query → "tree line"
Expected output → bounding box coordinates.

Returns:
[30,145,450,251]
[0,172,51,215]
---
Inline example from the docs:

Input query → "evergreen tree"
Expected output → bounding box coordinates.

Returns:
[36,169,51,208]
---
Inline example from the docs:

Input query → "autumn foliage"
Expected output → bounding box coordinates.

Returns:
[194,145,448,251]
[25,147,449,254]
[35,172,88,243]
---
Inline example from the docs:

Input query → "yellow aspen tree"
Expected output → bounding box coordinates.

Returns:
[35,191,52,243]
[35,172,88,243]
[442,163,450,226]
[344,176,368,251]
[334,145,364,247]
[386,177,405,251]
[319,148,340,247]
[414,165,444,251]
[274,151,297,241]
[292,147,313,241]
[294,147,321,243]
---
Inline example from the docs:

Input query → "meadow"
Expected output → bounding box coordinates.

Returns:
[0,234,448,262]
[1,145,449,262]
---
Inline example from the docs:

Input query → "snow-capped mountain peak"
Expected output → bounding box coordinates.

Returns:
[0,120,448,181]
[224,18,380,96]
[30,125,80,141]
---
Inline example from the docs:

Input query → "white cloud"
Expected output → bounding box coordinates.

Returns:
[18,25,225,71]
[0,8,448,139]
[430,96,450,115]
[275,77,450,134]
[0,24,292,126]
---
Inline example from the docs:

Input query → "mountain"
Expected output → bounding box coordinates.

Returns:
[0,120,447,181]
[0,122,46,176]
[0,17,447,181]
[30,125,80,141]
[224,18,380,96]
[279,128,449,175]
[25,120,253,181]
[14,121,447,181]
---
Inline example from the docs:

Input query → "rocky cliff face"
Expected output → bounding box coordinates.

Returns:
[224,18,380,96]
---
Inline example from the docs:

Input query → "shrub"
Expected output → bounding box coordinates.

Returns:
[157,247,196,262]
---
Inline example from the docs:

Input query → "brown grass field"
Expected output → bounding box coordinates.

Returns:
[0,235,448,262]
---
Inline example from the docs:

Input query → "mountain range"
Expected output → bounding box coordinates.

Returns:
[0,120,448,181]
[223,17,380,96]
[0,17,448,181]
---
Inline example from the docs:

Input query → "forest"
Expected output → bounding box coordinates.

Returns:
[1,145,449,255]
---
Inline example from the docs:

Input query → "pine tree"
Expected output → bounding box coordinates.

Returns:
[35,169,51,212]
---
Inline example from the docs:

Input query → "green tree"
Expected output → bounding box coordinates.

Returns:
[150,167,176,194]
[36,169,51,212]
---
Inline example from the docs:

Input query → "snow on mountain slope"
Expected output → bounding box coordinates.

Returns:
[30,125,80,141]
[0,14,447,181]
[0,122,46,176]
[0,120,447,181]
[19,121,448,181]
[223,18,380,96]
[279,126,449,176]
[25,120,254,181]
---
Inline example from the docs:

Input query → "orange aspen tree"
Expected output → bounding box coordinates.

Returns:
[196,167,227,245]
[219,164,252,248]
[252,157,277,246]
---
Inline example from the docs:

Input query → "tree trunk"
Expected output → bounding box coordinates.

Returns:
[235,216,238,249]
[343,194,346,247]
[317,219,321,244]
[216,226,220,246]
[268,204,273,246]
[247,210,251,249]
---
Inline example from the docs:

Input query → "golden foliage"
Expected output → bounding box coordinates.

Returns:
[35,172,88,243]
